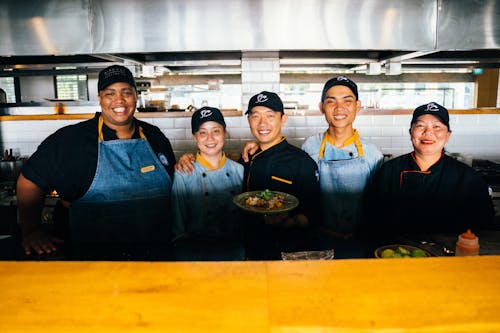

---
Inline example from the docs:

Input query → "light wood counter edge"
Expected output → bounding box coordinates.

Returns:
[1,108,499,121]
[0,111,243,121]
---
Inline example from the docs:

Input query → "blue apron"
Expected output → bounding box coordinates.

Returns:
[69,116,172,245]
[318,131,371,236]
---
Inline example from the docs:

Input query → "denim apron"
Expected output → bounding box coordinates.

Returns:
[318,130,371,236]
[69,116,172,246]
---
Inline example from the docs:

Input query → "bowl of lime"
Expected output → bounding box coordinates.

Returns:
[374,244,431,259]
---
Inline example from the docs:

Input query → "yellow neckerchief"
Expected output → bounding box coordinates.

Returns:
[251,136,286,160]
[318,129,364,159]
[98,115,145,141]
[196,151,227,170]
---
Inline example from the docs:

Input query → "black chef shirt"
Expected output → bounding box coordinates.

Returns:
[238,138,321,259]
[364,152,494,244]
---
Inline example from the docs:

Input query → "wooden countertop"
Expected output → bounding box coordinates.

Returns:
[0,110,243,121]
[1,108,499,121]
[1,256,499,332]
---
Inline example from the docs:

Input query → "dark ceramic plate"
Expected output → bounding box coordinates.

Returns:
[233,190,299,215]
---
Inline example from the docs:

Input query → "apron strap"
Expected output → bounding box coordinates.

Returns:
[98,115,145,141]
[319,129,364,159]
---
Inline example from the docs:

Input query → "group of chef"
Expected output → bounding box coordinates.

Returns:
[16,65,495,261]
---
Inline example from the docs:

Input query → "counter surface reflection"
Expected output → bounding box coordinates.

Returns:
[1,256,499,332]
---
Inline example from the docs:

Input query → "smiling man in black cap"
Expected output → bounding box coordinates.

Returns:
[240,91,320,260]
[364,102,494,246]
[300,76,383,258]
[17,64,176,260]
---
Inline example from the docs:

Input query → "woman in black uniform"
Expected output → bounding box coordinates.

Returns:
[364,102,494,244]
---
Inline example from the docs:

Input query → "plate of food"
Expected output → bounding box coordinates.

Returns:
[233,189,299,215]
[374,244,432,259]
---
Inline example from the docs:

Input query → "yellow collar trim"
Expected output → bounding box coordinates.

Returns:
[98,115,144,141]
[319,129,364,159]
[196,151,227,170]
[252,136,286,160]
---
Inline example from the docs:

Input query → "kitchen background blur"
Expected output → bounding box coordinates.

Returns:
[1,0,499,171]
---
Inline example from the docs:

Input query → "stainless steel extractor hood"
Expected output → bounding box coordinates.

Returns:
[0,0,499,75]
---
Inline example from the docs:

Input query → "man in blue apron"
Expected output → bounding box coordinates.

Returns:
[17,65,176,260]
[301,76,383,258]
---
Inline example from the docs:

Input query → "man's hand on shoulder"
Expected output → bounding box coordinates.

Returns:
[241,141,260,162]
[175,153,196,174]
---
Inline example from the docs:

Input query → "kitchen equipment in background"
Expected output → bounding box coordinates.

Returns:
[472,159,500,187]
[283,101,299,110]
[138,86,170,112]
[281,249,334,260]
[283,100,310,115]
[207,79,223,91]
[2,148,20,161]
[472,159,500,223]
[448,152,473,166]
[0,181,16,235]
[0,159,24,183]
[168,104,187,112]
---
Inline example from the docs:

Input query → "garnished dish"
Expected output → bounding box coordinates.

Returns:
[233,189,299,215]
[245,189,285,210]
[374,245,431,259]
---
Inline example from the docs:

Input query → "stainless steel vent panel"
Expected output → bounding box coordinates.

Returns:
[438,0,500,49]
[0,0,91,56]
[91,0,436,53]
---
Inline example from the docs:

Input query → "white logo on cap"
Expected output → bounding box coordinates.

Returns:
[425,102,440,112]
[256,93,269,103]
[104,67,127,79]
[336,76,349,82]
[200,109,213,119]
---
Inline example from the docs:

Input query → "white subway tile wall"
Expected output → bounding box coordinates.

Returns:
[1,114,500,161]
[241,53,280,115]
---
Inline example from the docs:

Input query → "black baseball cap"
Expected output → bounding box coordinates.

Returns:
[321,76,359,101]
[98,65,136,92]
[411,102,450,130]
[246,91,284,115]
[191,106,226,134]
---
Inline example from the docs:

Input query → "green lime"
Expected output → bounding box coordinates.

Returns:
[411,249,427,257]
[397,246,410,255]
[380,249,395,258]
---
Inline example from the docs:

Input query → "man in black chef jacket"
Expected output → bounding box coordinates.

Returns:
[239,91,321,260]
[16,65,176,260]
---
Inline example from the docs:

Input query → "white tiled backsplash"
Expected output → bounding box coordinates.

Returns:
[1,113,500,161]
